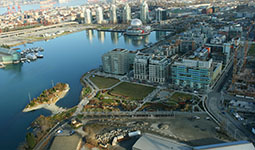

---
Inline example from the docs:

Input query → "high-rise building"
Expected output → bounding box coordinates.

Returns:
[123,3,131,24]
[102,49,136,75]
[140,1,149,24]
[110,4,117,24]
[134,53,150,80]
[96,7,103,24]
[84,8,92,24]
[133,53,169,84]
[156,7,167,22]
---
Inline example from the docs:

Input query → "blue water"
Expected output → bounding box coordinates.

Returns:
[0,0,86,14]
[0,30,165,149]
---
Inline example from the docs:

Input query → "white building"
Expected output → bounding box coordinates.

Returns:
[210,34,226,44]
[134,53,150,80]
[123,3,131,24]
[110,4,117,24]
[84,8,92,24]
[148,57,169,84]
[96,7,103,24]
[140,1,149,24]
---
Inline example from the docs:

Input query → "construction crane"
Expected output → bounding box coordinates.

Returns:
[230,21,255,96]
[231,40,239,85]
[241,22,254,72]
[192,41,196,50]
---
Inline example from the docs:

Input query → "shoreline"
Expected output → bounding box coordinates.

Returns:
[0,23,97,47]
[0,23,134,47]
[23,84,70,113]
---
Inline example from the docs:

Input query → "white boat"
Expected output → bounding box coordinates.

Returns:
[0,63,5,68]
[38,47,44,52]
[26,54,37,60]
[36,54,44,58]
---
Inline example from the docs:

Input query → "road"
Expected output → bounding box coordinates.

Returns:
[34,119,70,150]
[74,70,98,116]
[34,70,99,149]
[205,48,255,142]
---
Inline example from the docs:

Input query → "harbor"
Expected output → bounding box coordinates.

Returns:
[0,46,44,68]
[20,47,44,63]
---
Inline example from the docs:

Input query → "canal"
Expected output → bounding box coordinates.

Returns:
[0,30,168,149]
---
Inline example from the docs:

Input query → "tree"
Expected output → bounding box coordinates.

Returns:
[26,133,36,149]
[0,44,10,49]
[3,27,9,32]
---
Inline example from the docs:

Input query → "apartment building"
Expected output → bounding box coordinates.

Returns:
[171,47,222,90]
[102,48,136,75]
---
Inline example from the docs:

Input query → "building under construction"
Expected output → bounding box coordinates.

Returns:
[228,41,255,97]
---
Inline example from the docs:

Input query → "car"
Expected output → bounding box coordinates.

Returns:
[252,128,255,135]
[193,116,200,120]
[69,130,75,135]
[221,111,225,114]
[56,130,63,134]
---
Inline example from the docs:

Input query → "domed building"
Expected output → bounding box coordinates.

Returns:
[131,19,143,28]
[125,19,151,36]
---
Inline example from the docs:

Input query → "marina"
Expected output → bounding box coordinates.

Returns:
[20,47,44,62]
[0,47,44,68]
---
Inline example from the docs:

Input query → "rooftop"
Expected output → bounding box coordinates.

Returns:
[133,133,192,150]
[182,47,211,61]
[193,140,255,150]
[0,47,17,55]
[50,134,82,150]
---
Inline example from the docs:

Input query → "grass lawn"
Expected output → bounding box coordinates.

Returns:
[170,92,193,102]
[101,99,115,104]
[248,44,255,56]
[89,75,120,89]
[111,82,155,100]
